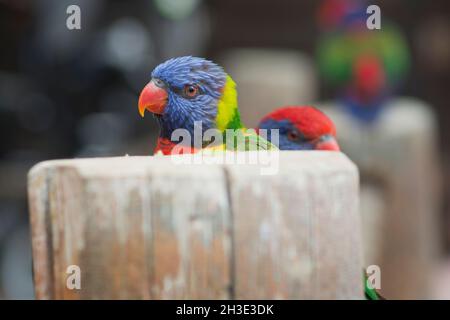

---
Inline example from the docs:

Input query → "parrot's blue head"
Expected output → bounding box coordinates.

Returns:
[139,56,238,139]
[258,106,340,151]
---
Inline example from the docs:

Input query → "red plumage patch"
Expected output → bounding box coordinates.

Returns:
[260,106,337,139]
[154,137,199,155]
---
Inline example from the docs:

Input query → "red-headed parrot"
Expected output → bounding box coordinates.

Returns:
[258,106,340,151]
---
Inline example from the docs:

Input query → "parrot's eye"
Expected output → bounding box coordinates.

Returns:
[287,130,300,141]
[183,85,199,98]
[152,78,165,88]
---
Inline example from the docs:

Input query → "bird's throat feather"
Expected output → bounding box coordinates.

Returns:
[216,75,243,132]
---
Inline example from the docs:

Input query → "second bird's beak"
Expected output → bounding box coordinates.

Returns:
[138,81,168,117]
[315,135,340,151]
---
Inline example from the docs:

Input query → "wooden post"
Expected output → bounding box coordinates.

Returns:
[320,97,442,299]
[28,152,363,299]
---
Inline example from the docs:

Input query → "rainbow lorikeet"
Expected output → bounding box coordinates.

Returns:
[316,3,410,124]
[138,56,275,155]
[258,106,340,151]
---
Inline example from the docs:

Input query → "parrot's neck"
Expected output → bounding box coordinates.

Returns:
[215,75,244,132]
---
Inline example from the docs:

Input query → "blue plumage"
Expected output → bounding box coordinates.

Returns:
[151,56,227,139]
[258,118,315,150]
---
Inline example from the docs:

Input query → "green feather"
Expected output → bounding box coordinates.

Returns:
[222,128,277,151]
[214,73,277,151]
[364,273,383,300]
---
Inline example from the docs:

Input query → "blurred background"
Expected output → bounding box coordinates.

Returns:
[0,0,449,299]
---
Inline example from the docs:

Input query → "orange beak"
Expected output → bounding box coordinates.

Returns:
[315,135,340,151]
[138,81,168,117]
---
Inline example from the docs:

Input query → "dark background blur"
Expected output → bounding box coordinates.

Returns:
[0,0,449,299]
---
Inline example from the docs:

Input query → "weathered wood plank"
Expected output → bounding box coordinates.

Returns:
[226,152,362,299]
[28,163,54,299]
[28,153,363,299]
[29,157,231,299]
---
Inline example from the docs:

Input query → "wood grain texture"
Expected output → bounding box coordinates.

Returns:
[320,98,442,299]
[29,157,231,299]
[28,152,363,299]
[226,152,362,299]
